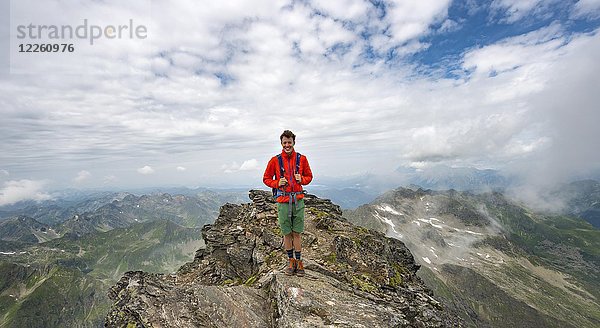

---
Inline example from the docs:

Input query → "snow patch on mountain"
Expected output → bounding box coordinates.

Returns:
[376,204,403,216]
[418,218,444,229]
[374,211,403,238]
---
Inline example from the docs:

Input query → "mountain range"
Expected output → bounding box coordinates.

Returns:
[550,180,600,228]
[1,180,598,327]
[0,189,247,226]
[0,191,242,327]
[343,187,600,327]
[312,165,512,209]
[394,165,513,192]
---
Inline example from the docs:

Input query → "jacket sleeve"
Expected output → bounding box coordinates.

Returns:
[300,155,313,185]
[263,157,279,189]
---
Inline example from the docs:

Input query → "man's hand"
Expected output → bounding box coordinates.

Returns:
[294,174,301,183]
[279,177,288,187]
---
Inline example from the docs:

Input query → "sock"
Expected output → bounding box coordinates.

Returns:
[286,249,294,259]
[295,251,301,260]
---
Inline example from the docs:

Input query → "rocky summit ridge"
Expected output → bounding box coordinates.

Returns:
[105,190,455,327]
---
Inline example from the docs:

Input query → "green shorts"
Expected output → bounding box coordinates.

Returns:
[277,199,305,235]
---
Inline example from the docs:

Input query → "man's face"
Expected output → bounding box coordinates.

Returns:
[281,136,294,154]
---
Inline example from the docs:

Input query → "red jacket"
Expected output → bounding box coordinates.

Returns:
[263,150,313,203]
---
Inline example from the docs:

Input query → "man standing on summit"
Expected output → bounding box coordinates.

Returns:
[263,130,313,276]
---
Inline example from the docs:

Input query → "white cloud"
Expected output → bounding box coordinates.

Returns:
[311,0,370,21]
[103,175,118,184]
[137,166,155,175]
[515,30,600,184]
[0,180,52,206]
[1,2,599,190]
[571,0,600,19]
[240,159,259,171]
[0,1,451,181]
[502,137,551,157]
[403,111,531,163]
[74,170,91,183]
[222,159,260,173]
[221,162,239,174]
[0,170,8,177]
[386,0,452,44]
[438,18,460,33]
[462,24,565,79]
[490,0,555,23]
[176,166,187,172]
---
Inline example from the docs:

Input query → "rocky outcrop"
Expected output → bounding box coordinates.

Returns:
[105,190,455,327]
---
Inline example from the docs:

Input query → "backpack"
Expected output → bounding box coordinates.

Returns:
[272,152,301,199]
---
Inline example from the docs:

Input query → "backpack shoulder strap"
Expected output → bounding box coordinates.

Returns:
[276,154,285,177]
[295,152,301,174]
[272,154,285,199]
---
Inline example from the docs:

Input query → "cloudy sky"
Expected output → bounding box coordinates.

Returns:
[1,0,600,204]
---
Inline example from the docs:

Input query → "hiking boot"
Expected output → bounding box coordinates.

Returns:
[284,258,296,276]
[295,259,305,277]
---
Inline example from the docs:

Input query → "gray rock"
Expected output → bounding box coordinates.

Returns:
[105,190,458,327]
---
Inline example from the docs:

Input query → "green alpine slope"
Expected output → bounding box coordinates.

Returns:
[0,219,203,327]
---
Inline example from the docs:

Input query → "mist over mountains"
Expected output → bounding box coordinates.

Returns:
[310,165,511,209]
[314,165,600,218]
[344,187,600,327]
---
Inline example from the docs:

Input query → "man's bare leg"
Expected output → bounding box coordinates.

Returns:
[292,232,301,253]
[284,233,294,250]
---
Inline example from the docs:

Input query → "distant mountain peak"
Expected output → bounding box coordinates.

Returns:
[396,165,512,192]
[0,215,58,245]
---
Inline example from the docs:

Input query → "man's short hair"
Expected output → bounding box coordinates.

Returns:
[280,130,296,142]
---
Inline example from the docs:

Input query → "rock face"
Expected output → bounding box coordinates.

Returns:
[105,190,455,327]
